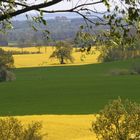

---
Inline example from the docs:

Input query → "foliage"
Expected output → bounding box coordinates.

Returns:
[50,41,74,64]
[92,98,140,140]
[97,30,140,62]
[109,68,130,76]
[74,31,96,61]
[0,66,16,82]
[0,48,15,82]
[0,48,14,68]
[131,62,140,74]
[0,117,43,140]
[74,31,95,52]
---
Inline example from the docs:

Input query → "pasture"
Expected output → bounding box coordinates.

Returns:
[0,58,140,116]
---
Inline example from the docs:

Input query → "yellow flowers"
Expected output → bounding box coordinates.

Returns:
[0,46,100,68]
[16,115,97,140]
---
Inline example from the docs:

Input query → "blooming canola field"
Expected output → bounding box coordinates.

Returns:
[1,46,100,68]
[16,115,97,140]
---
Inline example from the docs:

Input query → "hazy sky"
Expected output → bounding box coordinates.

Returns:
[29,0,107,12]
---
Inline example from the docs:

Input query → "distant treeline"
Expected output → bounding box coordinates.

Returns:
[0,18,108,46]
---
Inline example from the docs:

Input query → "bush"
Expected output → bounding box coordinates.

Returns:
[0,117,44,140]
[92,98,140,140]
[131,62,140,74]
[109,68,130,76]
[0,48,14,68]
[0,48,15,82]
[6,70,16,81]
[0,67,16,82]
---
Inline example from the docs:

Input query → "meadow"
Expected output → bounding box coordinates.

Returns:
[0,58,140,116]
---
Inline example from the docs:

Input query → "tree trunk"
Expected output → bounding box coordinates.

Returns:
[60,57,65,64]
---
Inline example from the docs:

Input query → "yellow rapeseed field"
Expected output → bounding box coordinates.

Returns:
[16,115,97,140]
[1,46,100,68]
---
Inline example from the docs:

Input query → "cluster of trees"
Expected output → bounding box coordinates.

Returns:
[97,28,140,62]
[0,18,103,46]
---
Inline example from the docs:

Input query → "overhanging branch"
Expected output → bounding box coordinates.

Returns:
[0,0,62,21]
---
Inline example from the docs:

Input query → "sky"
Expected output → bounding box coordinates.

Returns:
[14,0,120,20]
[29,0,107,12]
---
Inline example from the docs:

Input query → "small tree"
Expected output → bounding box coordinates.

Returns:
[92,98,140,140]
[50,41,74,64]
[0,117,44,140]
[0,48,15,82]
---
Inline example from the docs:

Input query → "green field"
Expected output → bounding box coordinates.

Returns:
[0,59,140,116]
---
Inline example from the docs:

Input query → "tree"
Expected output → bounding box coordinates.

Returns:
[0,48,15,82]
[96,25,140,62]
[50,41,74,64]
[92,98,140,140]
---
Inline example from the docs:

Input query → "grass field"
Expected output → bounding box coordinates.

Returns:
[0,58,140,116]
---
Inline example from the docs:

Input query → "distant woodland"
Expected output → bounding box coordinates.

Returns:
[0,17,107,46]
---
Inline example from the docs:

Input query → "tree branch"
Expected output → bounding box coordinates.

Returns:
[0,0,62,21]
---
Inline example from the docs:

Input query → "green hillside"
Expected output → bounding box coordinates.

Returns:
[0,59,140,116]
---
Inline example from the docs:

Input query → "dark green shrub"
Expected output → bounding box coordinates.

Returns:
[92,98,140,140]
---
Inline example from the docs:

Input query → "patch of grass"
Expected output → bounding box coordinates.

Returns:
[0,59,140,116]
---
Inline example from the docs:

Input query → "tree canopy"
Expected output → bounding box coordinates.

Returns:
[92,98,140,140]
[50,41,74,64]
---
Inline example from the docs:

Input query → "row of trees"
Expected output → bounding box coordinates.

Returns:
[96,28,140,62]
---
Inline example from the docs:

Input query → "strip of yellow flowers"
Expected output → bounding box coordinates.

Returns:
[16,114,97,140]
[1,47,100,68]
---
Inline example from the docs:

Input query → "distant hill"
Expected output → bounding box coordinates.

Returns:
[1,17,108,45]
[13,12,82,21]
